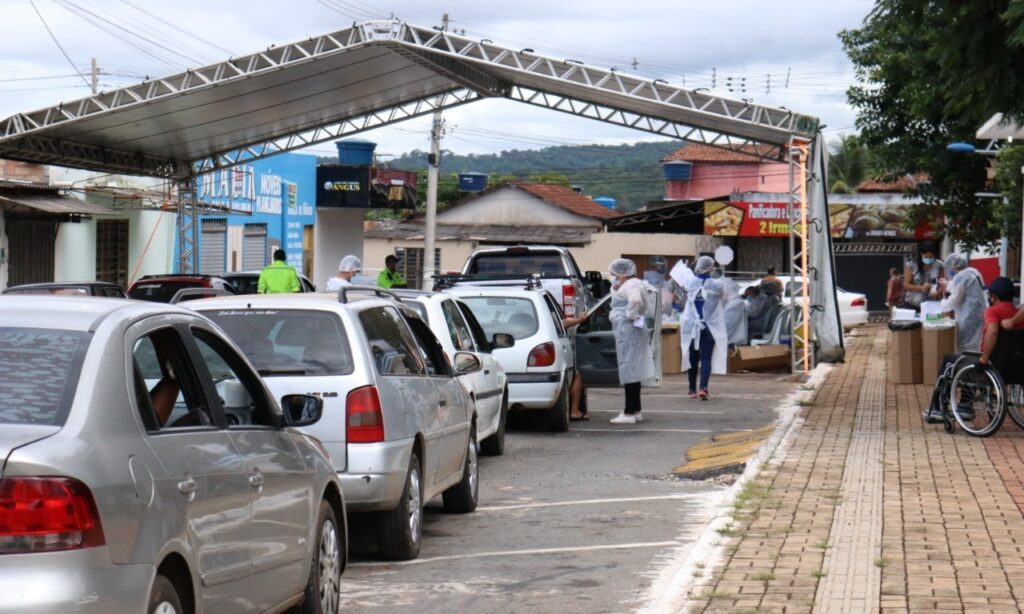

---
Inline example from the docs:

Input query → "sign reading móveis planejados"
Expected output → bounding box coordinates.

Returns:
[704,201,792,237]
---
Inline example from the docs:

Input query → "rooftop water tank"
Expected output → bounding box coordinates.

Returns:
[594,196,616,209]
[458,172,488,192]
[663,160,693,181]
[335,139,376,166]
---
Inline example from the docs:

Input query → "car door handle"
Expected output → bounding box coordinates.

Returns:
[249,472,265,488]
[177,478,197,495]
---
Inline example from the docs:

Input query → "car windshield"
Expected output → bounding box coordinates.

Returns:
[129,281,203,303]
[468,252,564,277]
[461,297,539,340]
[0,328,90,426]
[203,309,354,376]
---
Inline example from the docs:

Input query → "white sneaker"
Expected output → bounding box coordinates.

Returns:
[635,413,645,423]
[610,412,637,424]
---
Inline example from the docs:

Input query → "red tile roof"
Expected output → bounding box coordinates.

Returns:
[510,181,621,219]
[856,173,929,193]
[662,143,782,164]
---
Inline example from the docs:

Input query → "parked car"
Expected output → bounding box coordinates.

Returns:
[737,275,869,330]
[2,281,127,298]
[128,274,236,303]
[446,286,577,432]
[191,290,481,560]
[0,296,345,613]
[456,246,593,317]
[394,289,513,456]
[221,270,317,294]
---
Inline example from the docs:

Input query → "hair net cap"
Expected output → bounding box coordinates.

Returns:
[608,258,637,277]
[694,256,716,275]
[944,253,968,272]
[338,255,362,273]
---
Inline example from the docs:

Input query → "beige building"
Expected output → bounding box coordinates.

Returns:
[363,181,717,286]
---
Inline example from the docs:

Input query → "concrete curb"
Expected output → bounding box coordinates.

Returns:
[639,363,835,614]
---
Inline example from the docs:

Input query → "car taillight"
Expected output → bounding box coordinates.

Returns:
[0,477,105,554]
[850,297,866,308]
[528,342,557,367]
[562,283,576,317]
[347,385,385,443]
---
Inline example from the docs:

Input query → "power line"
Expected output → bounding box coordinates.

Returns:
[118,0,236,57]
[28,0,91,89]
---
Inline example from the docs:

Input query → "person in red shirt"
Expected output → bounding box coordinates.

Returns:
[981,277,1023,365]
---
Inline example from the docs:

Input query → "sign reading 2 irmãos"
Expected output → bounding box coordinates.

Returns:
[704,201,792,237]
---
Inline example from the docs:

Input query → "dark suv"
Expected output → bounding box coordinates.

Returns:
[128,275,236,303]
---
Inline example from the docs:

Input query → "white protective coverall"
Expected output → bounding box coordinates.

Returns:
[609,277,657,385]
[326,255,361,292]
[722,278,748,346]
[677,259,728,375]
[938,254,987,353]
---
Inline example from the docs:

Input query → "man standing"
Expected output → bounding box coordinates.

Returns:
[377,255,408,289]
[326,255,362,291]
[257,249,300,294]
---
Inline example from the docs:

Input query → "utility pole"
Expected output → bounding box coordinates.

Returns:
[422,13,448,290]
[90,58,98,94]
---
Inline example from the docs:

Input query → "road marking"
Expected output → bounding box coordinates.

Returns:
[477,494,704,512]
[572,427,714,433]
[349,540,682,567]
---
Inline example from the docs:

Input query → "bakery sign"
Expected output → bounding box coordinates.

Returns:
[705,200,937,240]
[704,201,793,237]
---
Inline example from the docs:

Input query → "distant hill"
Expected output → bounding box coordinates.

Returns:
[375,141,682,212]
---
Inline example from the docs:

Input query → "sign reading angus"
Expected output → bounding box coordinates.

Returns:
[317,165,370,208]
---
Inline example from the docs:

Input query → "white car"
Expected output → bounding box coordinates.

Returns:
[447,286,575,432]
[395,290,512,456]
[738,275,868,330]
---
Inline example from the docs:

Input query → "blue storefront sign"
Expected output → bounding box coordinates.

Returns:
[186,152,317,275]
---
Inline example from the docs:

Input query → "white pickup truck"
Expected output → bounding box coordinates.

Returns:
[451,246,595,317]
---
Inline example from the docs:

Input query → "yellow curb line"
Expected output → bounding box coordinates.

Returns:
[673,425,775,478]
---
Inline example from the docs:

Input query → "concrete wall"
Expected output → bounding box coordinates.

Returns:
[665,162,789,201]
[55,219,97,281]
[53,210,177,285]
[314,208,365,287]
[437,186,599,228]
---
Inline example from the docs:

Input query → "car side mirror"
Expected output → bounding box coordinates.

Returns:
[491,333,515,349]
[280,394,323,427]
[452,351,482,374]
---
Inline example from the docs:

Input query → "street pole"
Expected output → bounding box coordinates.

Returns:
[90,58,98,94]
[422,13,448,290]
[1020,165,1024,285]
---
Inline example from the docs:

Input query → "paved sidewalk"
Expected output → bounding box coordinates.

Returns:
[681,326,1024,613]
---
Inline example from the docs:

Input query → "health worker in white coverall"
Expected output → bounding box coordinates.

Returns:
[678,256,728,400]
[608,258,657,425]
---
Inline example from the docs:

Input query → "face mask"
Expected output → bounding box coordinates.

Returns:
[922,257,935,265]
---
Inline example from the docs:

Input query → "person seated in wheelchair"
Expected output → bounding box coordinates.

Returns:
[924,276,1020,424]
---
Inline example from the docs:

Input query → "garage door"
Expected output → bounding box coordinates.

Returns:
[200,219,227,274]
[242,223,268,271]
[834,242,914,311]
[7,219,56,286]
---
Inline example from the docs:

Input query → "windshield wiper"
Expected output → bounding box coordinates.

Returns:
[257,368,308,376]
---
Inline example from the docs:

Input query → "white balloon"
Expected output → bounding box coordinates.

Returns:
[714,245,735,266]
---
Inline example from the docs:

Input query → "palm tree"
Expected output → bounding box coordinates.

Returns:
[829,134,873,194]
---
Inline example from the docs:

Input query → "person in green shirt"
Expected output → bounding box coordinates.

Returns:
[257,249,301,294]
[377,255,408,289]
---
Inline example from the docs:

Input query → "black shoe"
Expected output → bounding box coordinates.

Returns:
[923,407,944,424]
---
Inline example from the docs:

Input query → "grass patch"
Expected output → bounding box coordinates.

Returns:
[796,399,814,407]
[699,590,735,601]
[692,569,704,578]
[813,539,829,550]
[874,557,890,569]
[751,571,776,582]
[716,523,737,537]
[811,569,827,579]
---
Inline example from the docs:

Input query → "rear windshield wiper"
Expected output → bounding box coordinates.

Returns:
[257,368,308,376]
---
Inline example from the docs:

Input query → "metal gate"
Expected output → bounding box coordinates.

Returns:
[7,219,56,286]
[242,223,268,270]
[96,219,129,289]
[200,219,227,274]
[834,242,915,311]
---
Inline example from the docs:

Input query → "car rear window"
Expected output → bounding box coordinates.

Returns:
[467,252,564,277]
[226,276,259,295]
[129,281,202,303]
[203,309,354,376]
[0,328,90,426]
[461,297,539,340]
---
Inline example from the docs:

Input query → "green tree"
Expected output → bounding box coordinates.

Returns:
[841,0,1024,253]
[828,135,873,194]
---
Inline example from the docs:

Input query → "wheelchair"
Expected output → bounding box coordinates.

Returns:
[942,329,1024,437]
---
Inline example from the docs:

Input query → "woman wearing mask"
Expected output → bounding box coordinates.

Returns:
[607,258,656,425]
[937,253,987,354]
[902,241,943,309]
[679,256,728,400]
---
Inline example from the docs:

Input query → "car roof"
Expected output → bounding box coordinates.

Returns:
[471,245,567,254]
[5,281,120,289]
[0,296,192,332]
[186,291,399,312]
[221,271,313,280]
[445,286,549,299]
[134,275,221,283]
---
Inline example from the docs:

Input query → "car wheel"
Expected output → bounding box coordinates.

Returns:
[148,575,183,614]
[378,451,422,560]
[480,389,507,456]
[547,380,570,432]
[299,500,342,614]
[443,425,479,513]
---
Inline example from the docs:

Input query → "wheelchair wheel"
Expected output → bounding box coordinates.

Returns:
[949,363,1006,437]
[1006,384,1024,430]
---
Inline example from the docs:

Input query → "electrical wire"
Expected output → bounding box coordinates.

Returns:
[28,0,91,89]
[118,0,236,57]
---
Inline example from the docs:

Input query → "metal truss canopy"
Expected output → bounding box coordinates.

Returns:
[0,20,818,179]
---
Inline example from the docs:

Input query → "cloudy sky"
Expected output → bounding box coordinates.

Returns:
[0,0,874,159]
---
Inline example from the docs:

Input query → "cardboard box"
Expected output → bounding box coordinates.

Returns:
[727,344,791,373]
[661,324,681,374]
[921,324,956,382]
[889,326,922,384]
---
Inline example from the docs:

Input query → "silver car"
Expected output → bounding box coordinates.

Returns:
[0,297,346,614]
[192,290,481,561]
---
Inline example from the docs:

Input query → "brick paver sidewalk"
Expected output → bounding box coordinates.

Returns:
[683,327,1024,613]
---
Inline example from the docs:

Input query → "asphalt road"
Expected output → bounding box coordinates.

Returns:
[339,372,794,613]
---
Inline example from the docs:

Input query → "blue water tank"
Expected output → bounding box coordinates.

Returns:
[335,139,376,166]
[663,161,693,181]
[458,172,488,192]
[594,196,616,209]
